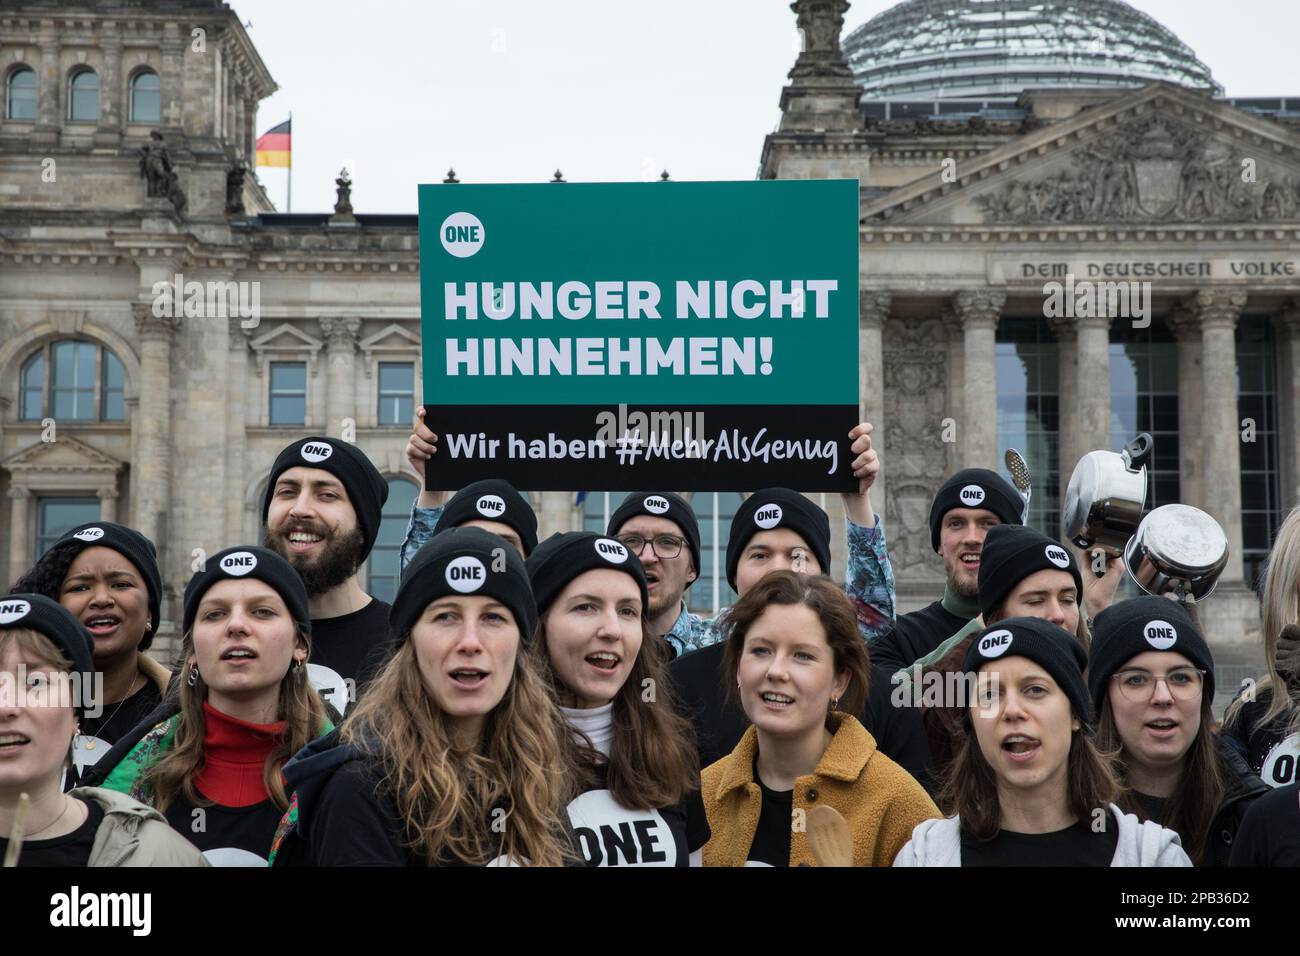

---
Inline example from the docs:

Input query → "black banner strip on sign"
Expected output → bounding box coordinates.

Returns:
[422,405,859,491]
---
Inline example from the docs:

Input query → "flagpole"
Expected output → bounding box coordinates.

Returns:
[286,111,293,213]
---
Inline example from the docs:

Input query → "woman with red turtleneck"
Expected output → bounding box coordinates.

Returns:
[88,546,330,865]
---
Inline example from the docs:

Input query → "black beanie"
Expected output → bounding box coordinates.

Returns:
[978,524,1084,621]
[963,616,1092,726]
[434,479,538,555]
[527,532,649,618]
[0,593,95,691]
[261,437,389,559]
[607,492,701,573]
[183,546,312,638]
[52,522,162,652]
[391,527,537,643]
[929,468,1024,552]
[1087,596,1214,714]
[726,489,831,591]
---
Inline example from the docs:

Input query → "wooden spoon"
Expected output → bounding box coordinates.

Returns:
[3,793,31,868]
[807,804,853,867]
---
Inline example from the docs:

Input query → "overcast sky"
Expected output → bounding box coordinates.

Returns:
[232,0,1300,213]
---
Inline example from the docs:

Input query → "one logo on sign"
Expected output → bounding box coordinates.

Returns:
[300,441,333,463]
[440,212,485,258]
[595,539,629,564]
[754,504,783,530]
[979,629,1014,658]
[219,551,258,576]
[643,496,670,515]
[1045,545,1071,569]
[1143,620,1177,650]
[959,484,986,506]
[73,527,105,542]
[0,599,32,624]
[446,555,487,593]
[476,494,507,518]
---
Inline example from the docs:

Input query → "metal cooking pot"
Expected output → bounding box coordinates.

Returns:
[1061,433,1153,552]
[1124,504,1229,602]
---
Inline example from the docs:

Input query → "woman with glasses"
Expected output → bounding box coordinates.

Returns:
[1088,597,1268,866]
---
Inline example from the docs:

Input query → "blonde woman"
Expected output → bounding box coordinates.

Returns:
[87,547,328,865]
[1224,504,1300,789]
[271,528,577,866]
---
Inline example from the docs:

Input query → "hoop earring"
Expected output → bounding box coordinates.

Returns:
[831,696,840,711]
[187,666,199,687]
[292,659,304,676]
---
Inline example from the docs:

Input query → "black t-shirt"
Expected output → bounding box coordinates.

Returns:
[1229,784,1300,866]
[163,792,285,866]
[745,756,794,867]
[1134,792,1170,824]
[0,796,103,867]
[870,600,971,673]
[308,598,394,716]
[668,644,933,792]
[960,821,1119,867]
[81,680,163,748]
[566,764,708,867]
[1224,695,1300,788]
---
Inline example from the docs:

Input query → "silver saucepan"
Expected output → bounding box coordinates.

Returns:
[1061,433,1153,553]
[1123,504,1230,601]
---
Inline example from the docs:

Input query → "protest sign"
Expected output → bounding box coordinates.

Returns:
[418,179,859,490]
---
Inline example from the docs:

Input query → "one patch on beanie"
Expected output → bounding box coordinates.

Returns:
[1143,620,1178,650]
[0,598,32,624]
[643,495,670,515]
[219,551,259,576]
[754,503,783,529]
[73,527,105,542]
[1044,544,1071,568]
[300,440,334,463]
[595,538,629,563]
[978,628,1014,658]
[959,484,987,507]
[446,555,487,593]
[476,494,507,519]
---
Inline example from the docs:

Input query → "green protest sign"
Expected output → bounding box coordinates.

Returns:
[418,179,859,490]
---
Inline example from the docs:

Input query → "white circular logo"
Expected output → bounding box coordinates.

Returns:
[476,494,507,518]
[440,211,485,258]
[219,551,259,576]
[1260,733,1300,788]
[1044,545,1071,569]
[0,599,32,624]
[1143,620,1178,650]
[959,484,987,506]
[594,538,629,564]
[300,441,333,463]
[446,555,487,593]
[643,496,670,515]
[978,629,1014,658]
[73,527,105,542]
[753,504,783,530]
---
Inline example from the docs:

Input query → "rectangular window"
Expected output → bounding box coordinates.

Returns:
[367,479,418,604]
[269,362,307,426]
[36,498,101,561]
[1237,317,1282,591]
[377,362,414,427]
[51,341,98,421]
[996,318,1060,536]
[102,350,125,421]
[1110,322,1179,510]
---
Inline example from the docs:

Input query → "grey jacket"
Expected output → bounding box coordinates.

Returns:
[70,787,208,867]
[892,804,1192,867]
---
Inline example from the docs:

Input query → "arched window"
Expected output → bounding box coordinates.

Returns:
[7,66,36,121]
[18,340,127,422]
[129,70,160,123]
[368,477,420,604]
[69,68,99,122]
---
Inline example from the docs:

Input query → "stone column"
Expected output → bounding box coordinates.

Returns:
[159,24,186,132]
[859,291,890,516]
[1275,303,1300,510]
[97,486,119,523]
[538,491,573,539]
[1073,315,1112,458]
[7,488,32,575]
[226,328,251,542]
[132,306,180,555]
[320,317,361,435]
[1049,317,1078,511]
[952,290,1004,471]
[1193,289,1248,586]
[940,308,964,473]
[1166,305,1204,509]
[33,33,61,146]
[95,27,123,146]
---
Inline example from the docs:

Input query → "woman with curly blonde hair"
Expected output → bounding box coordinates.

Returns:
[271,527,578,866]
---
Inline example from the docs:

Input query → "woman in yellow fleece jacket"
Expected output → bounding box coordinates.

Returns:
[701,572,939,866]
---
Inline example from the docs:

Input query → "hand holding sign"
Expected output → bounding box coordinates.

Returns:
[841,422,879,529]
[406,407,451,510]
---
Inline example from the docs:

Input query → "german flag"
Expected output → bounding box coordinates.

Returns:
[256,119,291,168]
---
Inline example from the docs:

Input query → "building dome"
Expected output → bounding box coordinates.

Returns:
[844,0,1220,101]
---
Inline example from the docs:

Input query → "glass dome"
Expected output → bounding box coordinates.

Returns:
[844,0,1220,101]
